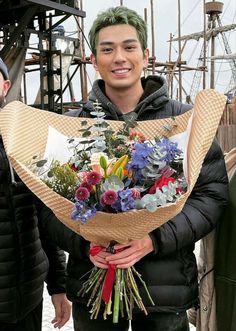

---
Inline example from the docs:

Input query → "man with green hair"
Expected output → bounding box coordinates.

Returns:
[45,6,228,330]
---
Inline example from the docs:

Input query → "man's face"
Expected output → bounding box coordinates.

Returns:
[91,24,149,93]
[0,73,11,108]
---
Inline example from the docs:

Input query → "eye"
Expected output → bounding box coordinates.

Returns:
[101,47,113,54]
[125,45,136,51]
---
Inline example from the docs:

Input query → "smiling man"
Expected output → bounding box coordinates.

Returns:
[58,6,228,331]
[90,24,149,114]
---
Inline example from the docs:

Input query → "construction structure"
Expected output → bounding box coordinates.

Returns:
[0,1,235,110]
[167,1,236,103]
[0,0,86,113]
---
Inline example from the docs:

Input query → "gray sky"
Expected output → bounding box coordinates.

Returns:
[26,0,236,103]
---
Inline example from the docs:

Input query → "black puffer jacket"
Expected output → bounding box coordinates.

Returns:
[0,137,66,323]
[42,75,228,313]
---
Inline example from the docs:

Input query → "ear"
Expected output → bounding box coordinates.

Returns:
[3,80,11,96]
[90,54,98,71]
[143,48,150,68]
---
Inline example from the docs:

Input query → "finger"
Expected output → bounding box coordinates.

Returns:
[106,247,137,261]
[90,256,109,269]
[91,253,109,264]
[92,261,109,268]
[108,251,140,265]
[114,243,131,250]
[52,306,70,329]
[116,262,136,268]
[51,317,62,329]
[54,315,67,328]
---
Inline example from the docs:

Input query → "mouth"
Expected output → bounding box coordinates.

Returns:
[111,68,131,75]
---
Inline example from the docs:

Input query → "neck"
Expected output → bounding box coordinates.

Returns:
[105,83,143,114]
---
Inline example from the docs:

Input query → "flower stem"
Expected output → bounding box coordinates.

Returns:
[87,269,106,306]
[113,268,121,323]
[123,271,131,320]
[131,266,155,306]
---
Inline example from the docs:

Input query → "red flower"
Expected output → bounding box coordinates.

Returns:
[149,176,176,194]
[75,187,90,201]
[101,190,118,205]
[129,129,146,142]
[131,188,141,199]
[80,181,93,193]
[87,171,102,185]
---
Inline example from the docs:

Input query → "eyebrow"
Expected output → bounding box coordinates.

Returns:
[98,39,139,46]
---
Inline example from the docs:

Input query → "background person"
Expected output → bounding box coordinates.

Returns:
[215,147,236,331]
[0,58,71,331]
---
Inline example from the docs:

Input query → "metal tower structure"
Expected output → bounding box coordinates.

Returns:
[0,0,86,113]
[170,1,236,103]
[216,14,236,91]
[189,1,236,102]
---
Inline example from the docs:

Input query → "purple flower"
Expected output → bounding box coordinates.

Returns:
[71,200,96,224]
[126,143,153,179]
[87,171,102,185]
[156,138,182,163]
[101,190,118,205]
[127,142,154,171]
[75,187,90,201]
[112,188,136,212]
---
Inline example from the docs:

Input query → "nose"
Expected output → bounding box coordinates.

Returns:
[113,47,126,63]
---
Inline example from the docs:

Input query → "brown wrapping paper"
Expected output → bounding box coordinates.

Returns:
[0,89,226,246]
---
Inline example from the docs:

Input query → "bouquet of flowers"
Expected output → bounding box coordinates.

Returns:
[0,89,226,323]
[29,102,187,322]
[35,102,187,222]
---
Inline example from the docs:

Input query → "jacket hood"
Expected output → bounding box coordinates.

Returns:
[83,75,169,120]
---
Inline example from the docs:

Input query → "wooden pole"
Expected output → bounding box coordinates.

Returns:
[203,0,207,89]
[144,8,147,23]
[150,0,156,75]
[120,0,123,5]
[210,18,216,88]
[210,0,216,89]
[168,33,173,98]
[177,0,182,101]
[77,0,87,101]
[168,39,187,84]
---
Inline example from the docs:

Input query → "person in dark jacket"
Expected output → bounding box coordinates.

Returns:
[0,58,71,331]
[39,6,228,331]
[215,148,236,331]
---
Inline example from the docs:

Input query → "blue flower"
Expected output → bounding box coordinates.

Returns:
[127,142,154,171]
[155,138,182,163]
[71,200,97,224]
[112,188,136,212]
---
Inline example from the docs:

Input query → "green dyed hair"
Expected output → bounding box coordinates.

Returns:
[89,6,148,55]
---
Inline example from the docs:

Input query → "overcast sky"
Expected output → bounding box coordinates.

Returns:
[26,0,236,103]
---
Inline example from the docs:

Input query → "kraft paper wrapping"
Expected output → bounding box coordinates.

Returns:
[0,89,226,246]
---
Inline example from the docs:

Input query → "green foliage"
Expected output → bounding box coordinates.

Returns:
[45,161,78,201]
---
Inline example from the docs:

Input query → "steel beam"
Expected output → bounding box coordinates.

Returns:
[25,0,86,17]
[0,6,39,60]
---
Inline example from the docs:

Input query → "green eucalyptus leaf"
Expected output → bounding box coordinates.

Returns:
[36,159,48,167]
[102,175,124,192]
[82,131,92,138]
